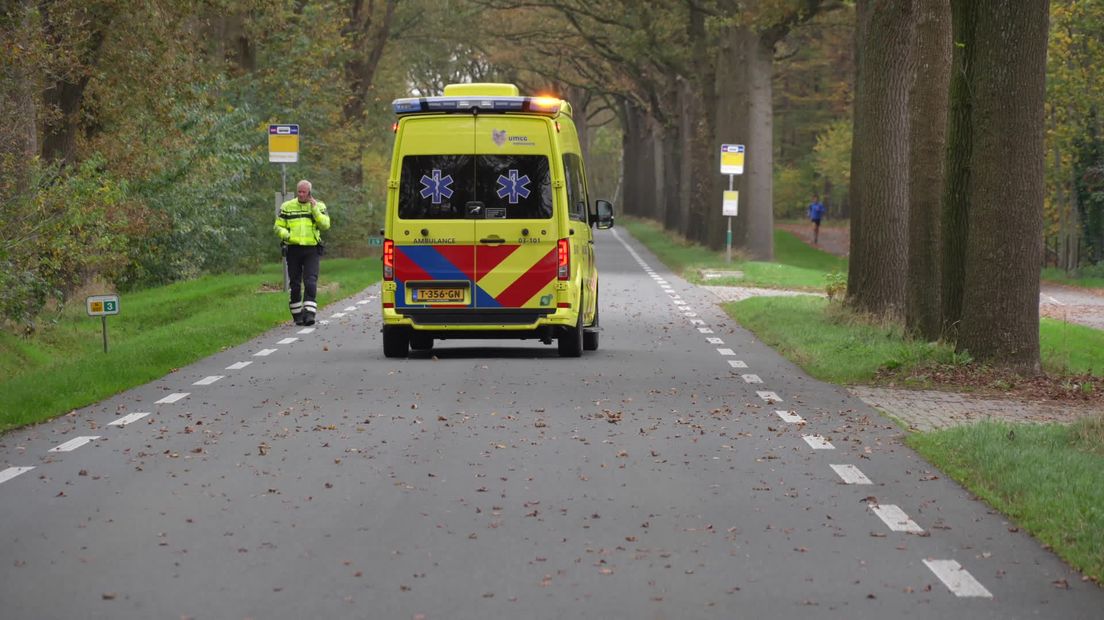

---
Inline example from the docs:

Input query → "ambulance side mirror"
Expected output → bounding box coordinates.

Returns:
[594,200,614,230]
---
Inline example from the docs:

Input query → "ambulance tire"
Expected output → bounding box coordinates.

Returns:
[558,314,584,358]
[583,295,599,351]
[410,334,434,351]
[383,326,410,358]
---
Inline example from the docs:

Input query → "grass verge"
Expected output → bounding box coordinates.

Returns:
[0,258,380,431]
[907,419,1104,583]
[622,217,846,290]
[1042,267,1104,290]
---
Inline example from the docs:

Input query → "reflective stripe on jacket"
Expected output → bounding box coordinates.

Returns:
[275,199,330,246]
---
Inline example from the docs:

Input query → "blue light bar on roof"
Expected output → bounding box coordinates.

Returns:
[392,96,557,116]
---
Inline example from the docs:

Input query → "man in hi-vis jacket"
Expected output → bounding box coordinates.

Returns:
[275,179,331,326]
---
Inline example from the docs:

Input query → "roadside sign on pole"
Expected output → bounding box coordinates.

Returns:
[720,144,745,175]
[268,124,299,163]
[723,191,739,217]
[87,295,120,316]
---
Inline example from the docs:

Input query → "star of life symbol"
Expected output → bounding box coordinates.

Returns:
[496,169,531,204]
[419,169,454,204]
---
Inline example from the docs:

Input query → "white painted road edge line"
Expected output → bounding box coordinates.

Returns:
[776,410,805,424]
[253,348,278,357]
[0,466,35,485]
[49,436,101,453]
[155,392,190,405]
[192,375,224,386]
[830,464,872,485]
[803,434,835,450]
[109,412,150,427]
[757,391,782,402]
[277,337,298,345]
[923,559,993,598]
[869,503,924,533]
[297,328,315,335]
[226,361,252,370]
[728,360,748,368]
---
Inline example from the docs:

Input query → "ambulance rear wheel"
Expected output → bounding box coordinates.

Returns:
[583,292,599,351]
[558,314,583,357]
[383,327,410,358]
[410,334,434,351]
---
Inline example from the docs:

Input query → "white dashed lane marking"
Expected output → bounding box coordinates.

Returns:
[699,327,714,334]
[192,375,224,386]
[923,559,993,598]
[706,337,723,344]
[776,410,804,424]
[741,374,762,384]
[356,300,370,305]
[802,434,835,450]
[155,392,189,404]
[253,349,277,357]
[0,467,35,485]
[728,360,748,368]
[109,412,150,427]
[49,436,100,453]
[869,504,924,533]
[690,319,705,326]
[717,348,735,356]
[343,306,358,311]
[757,391,782,402]
[226,361,252,370]
[830,464,872,485]
[277,337,298,345]
[331,312,347,318]
[297,328,315,334]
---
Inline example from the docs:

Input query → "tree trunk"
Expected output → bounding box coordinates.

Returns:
[905,0,951,340]
[678,77,695,239]
[846,0,917,317]
[620,102,646,217]
[940,0,977,338]
[957,0,1049,372]
[744,32,775,260]
[657,118,680,228]
[341,0,398,189]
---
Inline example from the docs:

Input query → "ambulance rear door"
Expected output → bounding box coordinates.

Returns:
[392,116,478,310]
[470,115,558,312]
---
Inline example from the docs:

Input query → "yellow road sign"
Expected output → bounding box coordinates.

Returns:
[269,124,300,163]
[720,144,744,175]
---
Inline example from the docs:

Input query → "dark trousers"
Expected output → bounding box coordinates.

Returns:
[286,245,321,317]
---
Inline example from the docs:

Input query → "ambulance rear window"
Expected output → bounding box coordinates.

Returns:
[398,155,552,220]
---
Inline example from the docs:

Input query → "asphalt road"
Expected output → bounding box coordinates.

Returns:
[1,228,1101,619]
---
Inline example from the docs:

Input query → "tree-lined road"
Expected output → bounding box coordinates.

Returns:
[1,230,1100,619]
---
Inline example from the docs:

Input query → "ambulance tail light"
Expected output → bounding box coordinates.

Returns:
[383,239,395,281]
[557,239,570,280]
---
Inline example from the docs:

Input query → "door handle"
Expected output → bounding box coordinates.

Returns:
[479,237,505,244]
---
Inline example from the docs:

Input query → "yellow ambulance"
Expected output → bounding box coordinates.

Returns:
[380,83,613,358]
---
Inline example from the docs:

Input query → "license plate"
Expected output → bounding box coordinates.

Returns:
[413,287,465,303]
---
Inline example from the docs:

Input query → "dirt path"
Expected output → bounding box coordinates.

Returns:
[775,222,1104,331]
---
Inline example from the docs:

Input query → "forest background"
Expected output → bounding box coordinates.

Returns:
[1,0,1101,368]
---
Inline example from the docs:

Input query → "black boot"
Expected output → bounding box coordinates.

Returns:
[293,312,305,325]
[302,312,315,326]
